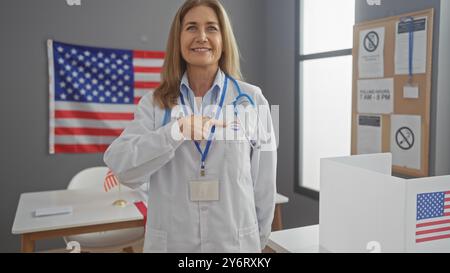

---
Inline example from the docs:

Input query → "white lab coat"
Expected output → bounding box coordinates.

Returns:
[103,75,277,253]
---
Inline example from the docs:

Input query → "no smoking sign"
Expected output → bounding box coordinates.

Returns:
[395,127,415,150]
[363,31,380,52]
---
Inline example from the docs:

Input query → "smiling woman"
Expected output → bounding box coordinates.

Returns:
[180,5,223,98]
[180,6,223,74]
[103,0,277,253]
[154,0,241,109]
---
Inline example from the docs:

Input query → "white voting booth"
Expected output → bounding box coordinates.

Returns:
[320,153,450,253]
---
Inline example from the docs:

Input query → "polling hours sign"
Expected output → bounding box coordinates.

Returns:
[357,78,394,114]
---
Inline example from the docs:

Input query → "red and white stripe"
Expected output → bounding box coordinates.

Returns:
[132,50,164,104]
[48,40,164,153]
[104,169,119,192]
[416,191,450,243]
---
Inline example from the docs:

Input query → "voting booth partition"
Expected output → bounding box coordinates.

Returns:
[352,9,434,177]
[319,153,450,253]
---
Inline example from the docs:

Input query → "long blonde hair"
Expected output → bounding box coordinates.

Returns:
[154,0,242,109]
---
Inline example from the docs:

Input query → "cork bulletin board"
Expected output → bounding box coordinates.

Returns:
[351,9,434,177]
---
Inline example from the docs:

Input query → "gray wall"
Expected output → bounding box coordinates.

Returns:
[0,0,265,253]
[435,1,450,175]
[262,0,320,230]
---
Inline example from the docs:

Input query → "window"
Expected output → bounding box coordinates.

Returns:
[295,0,355,198]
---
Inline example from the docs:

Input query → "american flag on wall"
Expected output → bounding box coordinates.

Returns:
[415,190,450,243]
[47,40,164,153]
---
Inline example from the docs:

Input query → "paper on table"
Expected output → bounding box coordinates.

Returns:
[357,115,382,155]
[390,115,421,170]
[395,17,427,75]
[358,78,394,114]
[359,27,385,78]
[35,206,73,217]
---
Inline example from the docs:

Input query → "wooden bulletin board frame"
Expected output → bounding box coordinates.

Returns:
[351,9,434,177]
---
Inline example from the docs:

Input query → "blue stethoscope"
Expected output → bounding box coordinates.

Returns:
[162,75,256,124]
[161,74,258,176]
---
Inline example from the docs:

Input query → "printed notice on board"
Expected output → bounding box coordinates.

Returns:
[395,17,427,75]
[357,78,394,114]
[390,115,421,170]
[359,27,385,78]
[357,115,382,155]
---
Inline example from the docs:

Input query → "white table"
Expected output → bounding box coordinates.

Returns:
[275,193,289,204]
[268,224,325,253]
[273,193,289,231]
[12,190,288,252]
[12,189,145,252]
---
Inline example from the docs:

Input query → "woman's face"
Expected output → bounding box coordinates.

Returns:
[180,5,223,70]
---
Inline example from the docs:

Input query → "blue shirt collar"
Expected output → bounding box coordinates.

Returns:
[179,69,225,105]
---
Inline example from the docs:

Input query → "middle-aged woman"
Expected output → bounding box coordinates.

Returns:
[104,0,277,252]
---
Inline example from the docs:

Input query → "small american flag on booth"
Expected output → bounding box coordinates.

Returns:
[415,190,450,243]
[104,169,119,192]
[47,40,164,153]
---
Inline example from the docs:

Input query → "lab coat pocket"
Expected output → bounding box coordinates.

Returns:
[238,224,261,253]
[225,141,251,170]
[143,228,167,253]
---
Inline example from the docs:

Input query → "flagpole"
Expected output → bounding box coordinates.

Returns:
[113,182,128,207]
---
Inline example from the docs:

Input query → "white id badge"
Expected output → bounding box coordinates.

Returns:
[189,178,219,202]
[403,85,419,99]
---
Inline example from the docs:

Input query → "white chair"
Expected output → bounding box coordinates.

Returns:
[64,167,145,253]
